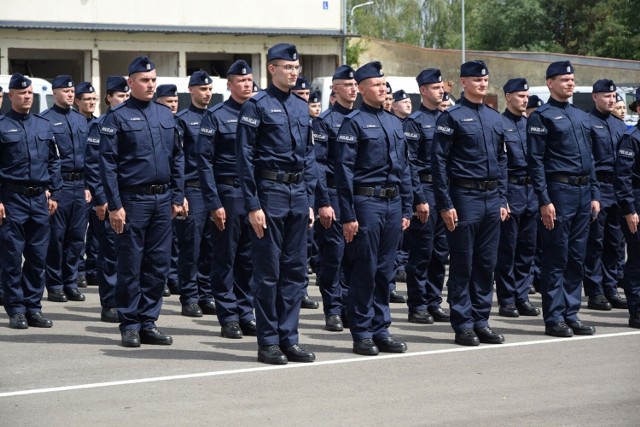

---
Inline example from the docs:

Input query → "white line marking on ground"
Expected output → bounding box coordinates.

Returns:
[1,330,638,398]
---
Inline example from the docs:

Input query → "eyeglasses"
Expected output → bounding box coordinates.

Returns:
[273,64,302,73]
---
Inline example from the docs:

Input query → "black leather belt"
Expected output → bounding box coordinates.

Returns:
[216,176,240,187]
[326,175,336,188]
[121,183,168,195]
[62,170,84,181]
[419,173,433,183]
[508,175,531,185]
[452,178,498,191]
[1,182,45,196]
[257,169,303,184]
[548,174,589,186]
[354,185,398,198]
[596,171,614,184]
[185,180,200,188]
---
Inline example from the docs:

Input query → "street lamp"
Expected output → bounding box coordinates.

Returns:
[350,1,374,34]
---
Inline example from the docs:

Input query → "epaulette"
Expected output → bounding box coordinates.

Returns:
[446,103,462,113]
[319,109,332,120]
[345,110,360,119]
[249,91,267,103]
[175,109,189,118]
[485,104,500,114]
[111,102,126,111]
[207,102,225,114]
[535,103,551,113]
[408,110,422,121]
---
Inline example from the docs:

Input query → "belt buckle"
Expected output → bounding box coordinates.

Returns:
[25,186,39,196]
[149,184,163,194]
[380,187,395,198]
[292,172,301,183]
[478,181,489,191]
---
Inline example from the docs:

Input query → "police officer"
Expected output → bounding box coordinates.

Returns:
[1,73,61,329]
[526,95,543,117]
[312,64,357,332]
[613,91,640,329]
[292,76,311,101]
[308,91,321,119]
[236,43,317,364]
[156,84,179,115]
[383,82,393,112]
[74,82,98,120]
[335,61,412,356]
[85,76,129,323]
[402,68,450,325]
[198,60,257,339]
[432,60,508,347]
[494,78,540,318]
[99,56,185,347]
[174,71,215,318]
[527,61,600,337]
[41,75,89,304]
[391,90,412,120]
[583,79,628,311]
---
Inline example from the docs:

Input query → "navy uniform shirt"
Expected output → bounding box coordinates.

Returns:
[527,98,599,206]
[176,104,208,183]
[590,108,627,173]
[236,85,317,213]
[312,101,353,209]
[334,102,413,223]
[614,124,640,215]
[85,113,107,206]
[197,97,243,212]
[40,104,88,172]
[502,109,528,176]
[99,97,184,211]
[403,104,440,206]
[0,110,61,198]
[432,97,507,211]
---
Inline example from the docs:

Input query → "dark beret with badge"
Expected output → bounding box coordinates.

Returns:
[460,60,488,77]
[293,76,310,91]
[527,94,543,109]
[333,65,355,81]
[75,82,95,97]
[52,75,74,89]
[156,84,178,98]
[106,76,129,93]
[354,61,384,84]
[189,70,212,86]
[386,82,392,95]
[592,79,616,94]
[503,78,528,94]
[546,61,574,79]
[9,73,32,90]
[393,90,409,102]
[416,68,442,86]
[308,91,320,104]
[228,60,253,76]
[267,43,298,61]
[128,56,155,76]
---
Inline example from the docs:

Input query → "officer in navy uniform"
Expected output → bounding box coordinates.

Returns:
[100,56,185,347]
[432,60,509,347]
[292,76,311,101]
[236,43,317,365]
[84,76,129,323]
[583,79,628,311]
[312,64,357,332]
[335,61,412,356]
[402,68,451,325]
[41,75,89,304]
[526,95,543,117]
[0,73,61,329]
[613,91,640,329]
[198,60,257,339]
[527,61,600,338]
[156,84,179,115]
[494,78,541,318]
[383,82,393,112]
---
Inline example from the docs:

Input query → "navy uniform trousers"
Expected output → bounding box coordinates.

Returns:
[93,212,117,309]
[620,189,640,318]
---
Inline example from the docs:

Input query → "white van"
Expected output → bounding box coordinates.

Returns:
[527,85,595,112]
[155,76,229,111]
[0,75,53,115]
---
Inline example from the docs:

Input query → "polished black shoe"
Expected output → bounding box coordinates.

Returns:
[221,321,243,339]
[428,306,450,322]
[325,314,344,332]
[77,274,88,288]
[198,300,217,315]
[374,336,407,353]
[516,301,541,316]
[240,319,258,336]
[162,284,171,297]
[258,345,288,365]
[101,307,119,323]
[301,294,319,309]
[566,320,595,335]
[587,295,612,311]
[498,303,519,318]
[140,328,173,345]
[528,285,536,294]
[48,289,68,303]
[65,288,85,302]
[353,338,379,356]
[390,290,407,304]
[9,313,28,329]
[121,330,141,348]
[408,311,434,324]
[26,311,53,328]
[607,293,628,309]
[629,313,640,329]
[283,344,316,362]
[545,322,574,337]
[395,269,407,282]
[474,327,505,344]
[455,329,480,346]
[181,303,203,317]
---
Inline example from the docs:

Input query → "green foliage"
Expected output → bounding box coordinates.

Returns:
[346,39,369,67]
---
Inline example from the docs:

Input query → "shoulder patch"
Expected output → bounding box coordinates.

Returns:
[200,127,215,135]
[404,131,420,140]
[313,132,328,142]
[240,115,260,127]
[337,134,356,143]
[100,125,117,135]
[618,148,635,159]
[528,125,547,135]
[435,125,453,135]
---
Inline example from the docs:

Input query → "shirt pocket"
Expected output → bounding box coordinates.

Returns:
[160,119,177,154]
[261,113,289,153]
[36,130,54,160]
[357,126,386,168]
[121,120,150,152]
[0,132,25,165]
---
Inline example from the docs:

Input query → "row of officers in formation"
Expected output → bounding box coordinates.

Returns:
[1,43,639,365]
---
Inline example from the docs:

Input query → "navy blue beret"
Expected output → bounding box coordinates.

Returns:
[309,91,320,104]
[189,71,212,86]
[9,73,32,90]
[460,60,488,77]
[106,76,129,93]
[386,82,392,94]
[442,92,450,102]
[267,43,298,61]
[616,93,624,103]
[293,77,310,91]
[416,68,442,86]
[527,94,543,109]
[332,65,355,81]
[393,90,409,102]
[354,61,384,84]
[252,82,260,93]
[52,75,74,89]
[227,60,252,76]
[503,78,528,94]
[156,84,178,98]
[592,79,616,93]
[546,61,574,79]
[128,56,155,75]
[75,82,95,97]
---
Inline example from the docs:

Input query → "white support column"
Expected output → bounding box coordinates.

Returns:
[0,45,9,75]
[90,47,102,115]
[178,50,187,77]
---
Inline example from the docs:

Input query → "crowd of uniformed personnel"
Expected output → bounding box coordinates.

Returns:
[1,44,639,364]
